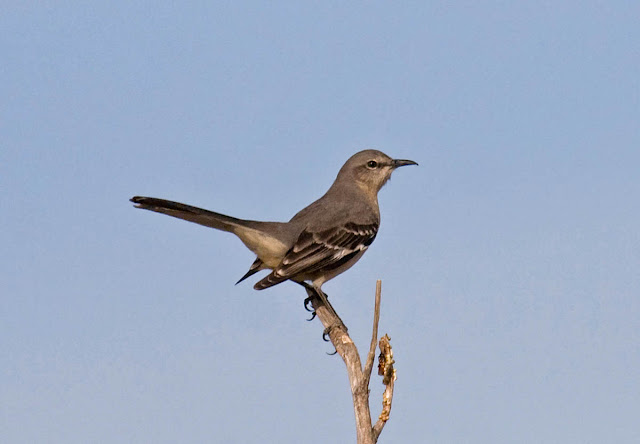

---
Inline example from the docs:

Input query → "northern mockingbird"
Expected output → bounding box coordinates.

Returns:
[131,149,416,314]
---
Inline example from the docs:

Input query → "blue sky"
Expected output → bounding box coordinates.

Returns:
[2,2,639,443]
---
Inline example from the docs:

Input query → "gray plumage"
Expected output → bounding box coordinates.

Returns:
[131,149,417,293]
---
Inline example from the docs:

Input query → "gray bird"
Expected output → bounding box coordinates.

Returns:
[131,149,416,310]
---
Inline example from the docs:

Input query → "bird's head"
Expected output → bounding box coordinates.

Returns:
[337,149,418,195]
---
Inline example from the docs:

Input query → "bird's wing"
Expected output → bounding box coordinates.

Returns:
[254,222,378,290]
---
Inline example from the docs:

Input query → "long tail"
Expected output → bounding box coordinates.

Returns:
[130,196,245,232]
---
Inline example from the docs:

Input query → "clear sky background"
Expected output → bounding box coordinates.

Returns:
[2,2,639,443]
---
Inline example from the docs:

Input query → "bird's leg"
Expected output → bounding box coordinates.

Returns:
[300,281,318,320]
[303,289,317,321]
[297,282,347,334]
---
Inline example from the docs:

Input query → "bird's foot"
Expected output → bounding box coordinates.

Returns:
[322,321,347,341]
[322,325,343,355]
[303,296,316,321]
[297,282,347,344]
[323,327,331,342]
[309,291,349,334]
[303,289,331,322]
[303,295,314,312]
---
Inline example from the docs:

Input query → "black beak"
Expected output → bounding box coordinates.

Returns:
[392,159,418,168]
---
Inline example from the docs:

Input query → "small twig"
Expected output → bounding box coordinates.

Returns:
[372,334,396,441]
[363,280,382,386]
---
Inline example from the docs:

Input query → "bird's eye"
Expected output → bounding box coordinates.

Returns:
[366,160,378,169]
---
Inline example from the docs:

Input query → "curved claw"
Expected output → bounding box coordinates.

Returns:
[303,296,314,312]
[323,327,337,354]
[306,311,317,322]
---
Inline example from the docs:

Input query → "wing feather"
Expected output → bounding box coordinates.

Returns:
[254,222,378,290]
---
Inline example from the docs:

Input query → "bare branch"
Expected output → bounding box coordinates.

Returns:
[363,280,382,386]
[372,334,396,441]
[303,287,374,444]
[303,283,395,444]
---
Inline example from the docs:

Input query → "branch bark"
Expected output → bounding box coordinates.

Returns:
[305,280,396,444]
[373,334,396,441]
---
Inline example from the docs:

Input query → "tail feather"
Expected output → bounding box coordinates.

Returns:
[235,258,263,285]
[130,196,243,232]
